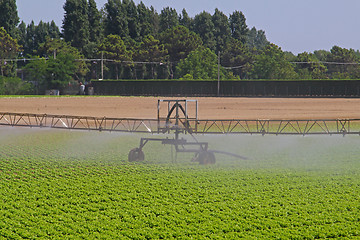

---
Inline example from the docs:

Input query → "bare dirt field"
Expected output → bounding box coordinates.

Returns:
[1,97,360,120]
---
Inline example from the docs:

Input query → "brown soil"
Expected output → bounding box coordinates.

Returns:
[1,97,360,120]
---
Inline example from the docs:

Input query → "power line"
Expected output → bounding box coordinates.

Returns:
[75,59,165,65]
[3,57,165,65]
[290,61,360,65]
[2,58,49,62]
[223,64,250,69]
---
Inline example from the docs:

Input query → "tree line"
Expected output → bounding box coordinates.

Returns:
[1,0,360,94]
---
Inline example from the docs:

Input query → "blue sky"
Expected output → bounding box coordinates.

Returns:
[17,0,360,54]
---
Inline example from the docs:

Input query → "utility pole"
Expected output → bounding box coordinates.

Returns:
[101,51,104,80]
[217,51,220,96]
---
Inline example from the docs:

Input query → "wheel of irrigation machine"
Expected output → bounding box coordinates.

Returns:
[128,148,145,162]
[197,151,216,165]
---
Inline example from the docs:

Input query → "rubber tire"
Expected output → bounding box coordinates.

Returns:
[128,148,145,162]
[198,151,216,165]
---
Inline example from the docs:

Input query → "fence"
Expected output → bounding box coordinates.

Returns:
[91,80,360,97]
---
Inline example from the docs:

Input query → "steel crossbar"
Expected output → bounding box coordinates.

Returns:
[1,112,360,135]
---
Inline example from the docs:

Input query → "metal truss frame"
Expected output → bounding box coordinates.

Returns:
[1,112,360,136]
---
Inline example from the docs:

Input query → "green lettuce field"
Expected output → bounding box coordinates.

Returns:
[1,127,360,239]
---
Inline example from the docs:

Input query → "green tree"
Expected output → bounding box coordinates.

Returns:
[284,51,296,62]
[17,21,26,54]
[221,38,253,79]
[136,35,168,78]
[24,38,87,91]
[251,43,297,79]
[193,11,216,51]
[103,0,129,37]
[159,7,179,32]
[176,47,228,80]
[23,57,48,92]
[0,0,19,37]
[35,21,51,48]
[294,52,327,79]
[0,27,21,76]
[313,50,330,62]
[0,76,33,95]
[24,54,77,91]
[179,9,193,30]
[137,2,154,38]
[123,0,139,39]
[122,37,139,79]
[82,0,102,59]
[23,21,36,55]
[160,25,202,63]
[49,20,61,39]
[63,0,90,50]
[98,34,131,79]
[247,27,269,50]
[88,0,101,43]
[326,46,360,79]
[36,38,88,79]
[19,21,60,56]
[138,35,167,61]
[229,11,248,44]
[160,26,202,78]
[47,54,77,89]
[212,8,231,53]
[150,6,160,35]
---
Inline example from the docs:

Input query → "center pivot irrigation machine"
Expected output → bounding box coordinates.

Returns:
[128,99,247,164]
[2,99,360,164]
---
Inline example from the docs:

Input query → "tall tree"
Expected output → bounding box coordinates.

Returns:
[150,6,160,35]
[137,2,153,38]
[20,21,61,56]
[24,21,36,55]
[63,0,90,50]
[176,47,227,80]
[247,27,269,50]
[47,54,77,89]
[23,57,48,92]
[221,38,253,79]
[313,50,330,62]
[327,46,360,79]
[36,38,88,79]
[98,34,131,79]
[179,9,193,30]
[193,11,216,51]
[88,0,101,43]
[0,0,19,37]
[17,21,26,54]
[294,52,327,79]
[83,0,102,59]
[136,35,168,79]
[229,10,248,44]
[123,0,139,39]
[160,25,202,63]
[103,0,129,37]
[0,27,21,76]
[251,43,297,79]
[159,7,179,32]
[35,21,49,47]
[49,20,61,39]
[212,8,231,53]
[160,25,202,78]
[24,54,77,91]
